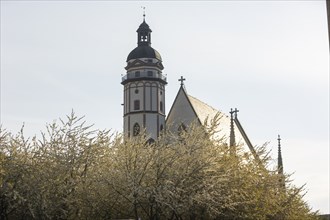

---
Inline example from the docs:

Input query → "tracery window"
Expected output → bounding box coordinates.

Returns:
[133,123,140,136]
[178,123,187,136]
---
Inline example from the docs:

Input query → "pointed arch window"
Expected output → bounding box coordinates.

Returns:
[178,123,187,136]
[133,123,140,136]
[147,138,155,144]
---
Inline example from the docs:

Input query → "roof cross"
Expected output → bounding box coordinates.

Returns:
[230,108,239,119]
[229,108,236,147]
[178,76,186,86]
[230,108,234,119]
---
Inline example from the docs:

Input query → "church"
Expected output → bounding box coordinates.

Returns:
[121,15,283,173]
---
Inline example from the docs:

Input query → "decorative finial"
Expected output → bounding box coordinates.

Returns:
[229,108,236,147]
[277,134,283,174]
[230,108,236,120]
[231,108,239,119]
[141,6,146,21]
[178,76,186,86]
[277,134,281,147]
[277,134,285,189]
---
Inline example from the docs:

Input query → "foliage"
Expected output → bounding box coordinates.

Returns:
[0,112,318,219]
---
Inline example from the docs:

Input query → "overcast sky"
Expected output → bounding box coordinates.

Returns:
[1,0,329,214]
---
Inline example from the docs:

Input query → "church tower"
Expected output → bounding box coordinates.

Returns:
[122,16,166,141]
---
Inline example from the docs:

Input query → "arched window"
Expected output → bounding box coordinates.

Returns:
[178,123,187,136]
[133,123,140,136]
[134,100,140,110]
[147,138,155,144]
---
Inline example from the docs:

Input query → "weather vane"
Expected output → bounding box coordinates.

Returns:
[141,6,146,20]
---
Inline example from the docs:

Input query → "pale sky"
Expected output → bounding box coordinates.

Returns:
[1,1,329,214]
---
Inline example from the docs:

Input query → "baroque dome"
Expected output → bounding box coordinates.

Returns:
[126,45,162,62]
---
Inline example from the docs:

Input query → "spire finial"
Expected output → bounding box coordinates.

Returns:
[141,6,146,21]
[178,76,186,86]
[230,108,236,120]
[277,134,283,174]
[230,108,239,119]
[229,108,236,147]
[277,134,285,189]
[277,134,281,148]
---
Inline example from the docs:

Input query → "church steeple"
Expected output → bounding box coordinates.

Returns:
[122,16,166,141]
[277,135,283,175]
[277,134,285,189]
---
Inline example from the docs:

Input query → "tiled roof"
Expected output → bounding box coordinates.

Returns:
[188,95,229,126]
[187,95,233,142]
